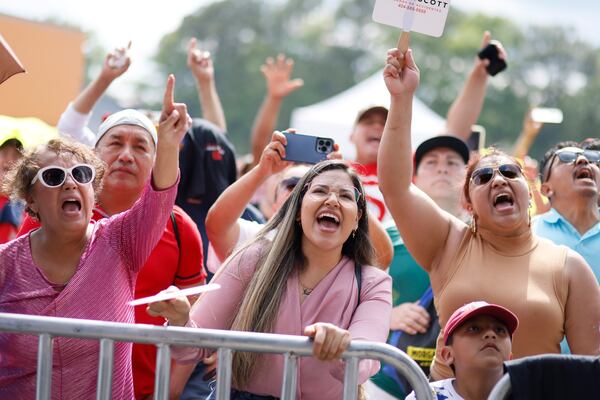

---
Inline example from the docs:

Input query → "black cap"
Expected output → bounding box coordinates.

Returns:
[414,135,470,168]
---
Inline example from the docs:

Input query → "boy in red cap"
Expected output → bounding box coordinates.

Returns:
[406,301,518,400]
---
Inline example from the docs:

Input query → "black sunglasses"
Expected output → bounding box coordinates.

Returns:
[471,164,522,186]
[544,148,600,182]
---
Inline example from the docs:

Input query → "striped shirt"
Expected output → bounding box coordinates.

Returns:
[0,179,177,400]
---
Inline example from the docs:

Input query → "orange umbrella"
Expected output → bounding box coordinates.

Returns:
[0,34,25,85]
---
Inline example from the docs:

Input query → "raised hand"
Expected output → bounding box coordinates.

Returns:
[257,130,291,177]
[475,31,507,75]
[261,54,304,99]
[187,38,214,84]
[304,322,351,361]
[100,46,131,82]
[146,286,191,327]
[158,74,192,145]
[383,48,420,96]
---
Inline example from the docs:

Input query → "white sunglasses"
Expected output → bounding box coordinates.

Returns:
[31,164,96,188]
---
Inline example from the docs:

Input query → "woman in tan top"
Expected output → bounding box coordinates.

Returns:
[378,47,600,380]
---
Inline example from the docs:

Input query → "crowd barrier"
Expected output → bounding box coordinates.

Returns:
[0,312,434,400]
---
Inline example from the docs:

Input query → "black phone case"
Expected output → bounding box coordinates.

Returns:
[478,43,507,76]
[282,132,334,164]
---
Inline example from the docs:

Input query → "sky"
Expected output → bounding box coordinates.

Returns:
[1,0,598,101]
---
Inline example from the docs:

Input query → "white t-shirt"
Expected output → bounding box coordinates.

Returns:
[405,378,464,400]
[206,218,263,273]
[56,102,96,147]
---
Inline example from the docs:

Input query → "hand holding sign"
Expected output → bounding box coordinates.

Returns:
[373,0,451,58]
[384,49,420,97]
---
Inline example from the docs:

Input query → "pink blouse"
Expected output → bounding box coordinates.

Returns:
[0,179,177,400]
[173,244,392,400]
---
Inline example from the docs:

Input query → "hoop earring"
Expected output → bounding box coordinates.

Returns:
[470,216,478,234]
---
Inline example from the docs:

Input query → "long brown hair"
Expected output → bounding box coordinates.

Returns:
[220,160,373,387]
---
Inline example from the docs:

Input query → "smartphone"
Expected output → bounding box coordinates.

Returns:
[478,41,507,76]
[530,107,563,124]
[282,132,334,164]
[466,125,486,152]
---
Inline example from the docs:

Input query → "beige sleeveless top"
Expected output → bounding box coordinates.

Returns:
[430,229,569,380]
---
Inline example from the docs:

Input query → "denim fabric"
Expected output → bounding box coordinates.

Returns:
[180,362,215,400]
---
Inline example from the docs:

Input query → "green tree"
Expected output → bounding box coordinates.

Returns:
[153,0,364,153]
[152,1,600,158]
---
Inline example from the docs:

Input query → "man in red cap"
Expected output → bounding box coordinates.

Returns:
[406,301,518,400]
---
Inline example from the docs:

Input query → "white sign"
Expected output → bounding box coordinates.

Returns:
[373,0,451,37]
[128,283,221,306]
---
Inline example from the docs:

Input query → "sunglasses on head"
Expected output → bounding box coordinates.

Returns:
[543,147,600,182]
[471,164,522,186]
[31,164,96,188]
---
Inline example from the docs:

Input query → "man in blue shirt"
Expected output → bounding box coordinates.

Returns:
[533,141,600,281]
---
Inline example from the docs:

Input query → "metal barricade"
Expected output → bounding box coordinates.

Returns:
[0,312,434,400]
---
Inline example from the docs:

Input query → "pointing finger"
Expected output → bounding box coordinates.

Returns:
[163,74,175,113]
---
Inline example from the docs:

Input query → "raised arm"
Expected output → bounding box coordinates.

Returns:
[367,212,393,269]
[57,48,131,145]
[154,75,192,189]
[250,54,304,168]
[205,131,291,261]
[187,38,227,131]
[378,49,456,272]
[513,109,544,160]
[445,32,506,140]
[563,250,600,355]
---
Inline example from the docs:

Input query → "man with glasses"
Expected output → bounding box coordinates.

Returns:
[533,141,600,282]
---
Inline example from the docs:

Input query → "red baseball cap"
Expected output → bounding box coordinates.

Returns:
[443,301,519,345]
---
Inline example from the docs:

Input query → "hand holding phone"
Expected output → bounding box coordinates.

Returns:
[282,131,335,164]
[109,41,132,69]
[478,40,507,76]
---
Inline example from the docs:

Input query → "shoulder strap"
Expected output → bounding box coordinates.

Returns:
[355,262,362,307]
[170,211,182,269]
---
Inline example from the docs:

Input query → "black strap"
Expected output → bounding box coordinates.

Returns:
[170,211,182,270]
[354,262,362,308]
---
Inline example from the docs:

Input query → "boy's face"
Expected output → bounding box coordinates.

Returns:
[441,314,511,372]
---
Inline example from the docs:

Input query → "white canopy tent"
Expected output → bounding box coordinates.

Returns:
[290,69,446,160]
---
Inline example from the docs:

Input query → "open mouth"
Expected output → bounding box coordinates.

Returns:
[574,168,593,180]
[62,199,82,213]
[493,193,514,209]
[367,136,381,144]
[317,212,340,230]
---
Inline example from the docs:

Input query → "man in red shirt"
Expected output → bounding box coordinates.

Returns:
[19,108,206,399]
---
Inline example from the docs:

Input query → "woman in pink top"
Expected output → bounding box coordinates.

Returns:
[0,76,191,400]
[149,160,392,399]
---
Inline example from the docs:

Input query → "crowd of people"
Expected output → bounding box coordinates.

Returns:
[0,29,599,400]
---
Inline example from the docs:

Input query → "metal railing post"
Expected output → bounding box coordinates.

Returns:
[154,344,171,400]
[342,357,359,400]
[96,338,115,400]
[36,333,53,400]
[216,348,233,400]
[280,353,298,400]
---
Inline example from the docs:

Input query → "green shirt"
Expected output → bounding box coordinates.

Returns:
[370,226,431,398]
